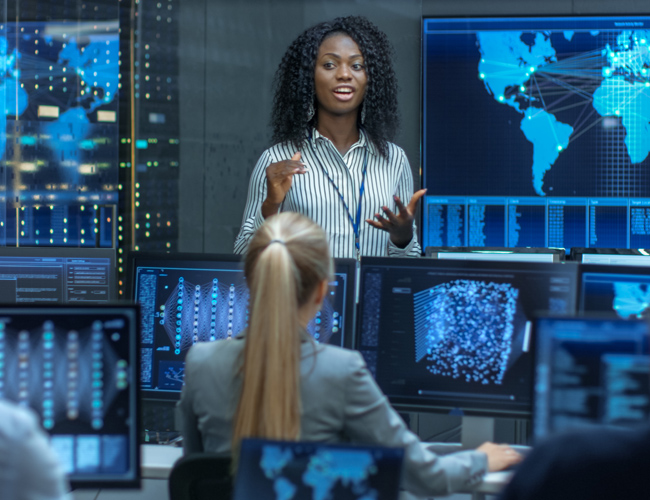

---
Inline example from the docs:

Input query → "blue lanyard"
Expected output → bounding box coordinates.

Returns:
[309,140,369,261]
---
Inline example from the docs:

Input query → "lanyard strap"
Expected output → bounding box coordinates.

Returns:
[309,141,369,261]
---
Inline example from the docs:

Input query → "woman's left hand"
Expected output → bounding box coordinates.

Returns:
[366,189,427,248]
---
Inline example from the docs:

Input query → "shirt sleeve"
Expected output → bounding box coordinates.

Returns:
[342,352,487,497]
[233,150,273,254]
[176,346,205,454]
[387,149,422,258]
[0,402,71,500]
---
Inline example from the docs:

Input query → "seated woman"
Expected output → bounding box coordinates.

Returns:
[177,212,521,497]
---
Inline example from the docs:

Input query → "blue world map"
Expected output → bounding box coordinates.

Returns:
[477,29,650,196]
[0,21,119,204]
[260,445,379,500]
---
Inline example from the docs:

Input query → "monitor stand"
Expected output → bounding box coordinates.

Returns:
[461,416,496,449]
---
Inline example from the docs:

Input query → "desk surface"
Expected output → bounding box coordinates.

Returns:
[142,444,183,479]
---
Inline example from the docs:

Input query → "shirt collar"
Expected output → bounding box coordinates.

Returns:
[309,127,379,157]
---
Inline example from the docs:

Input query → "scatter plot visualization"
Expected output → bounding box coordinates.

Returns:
[356,258,578,416]
[414,280,527,385]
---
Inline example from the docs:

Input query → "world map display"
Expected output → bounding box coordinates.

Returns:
[613,281,650,318]
[424,17,650,198]
[422,17,650,250]
[477,29,649,196]
[259,445,379,500]
[0,21,119,206]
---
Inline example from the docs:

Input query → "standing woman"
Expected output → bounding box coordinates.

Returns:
[234,16,425,259]
[179,212,521,498]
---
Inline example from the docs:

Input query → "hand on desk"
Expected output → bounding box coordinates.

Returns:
[476,442,523,472]
[366,188,427,248]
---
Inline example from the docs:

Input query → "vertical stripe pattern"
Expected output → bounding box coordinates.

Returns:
[234,129,422,258]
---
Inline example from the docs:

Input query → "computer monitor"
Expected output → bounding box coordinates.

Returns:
[426,247,565,263]
[422,15,650,251]
[356,258,579,444]
[127,252,357,401]
[533,315,650,439]
[0,305,140,488]
[0,247,116,303]
[571,248,650,266]
[233,439,404,500]
[579,264,650,317]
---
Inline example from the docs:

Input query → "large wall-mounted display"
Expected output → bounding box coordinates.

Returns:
[422,16,650,251]
[0,13,120,246]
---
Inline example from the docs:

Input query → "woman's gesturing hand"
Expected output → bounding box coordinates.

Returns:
[262,152,307,218]
[366,188,427,248]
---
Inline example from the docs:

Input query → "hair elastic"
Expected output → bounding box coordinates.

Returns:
[268,239,286,246]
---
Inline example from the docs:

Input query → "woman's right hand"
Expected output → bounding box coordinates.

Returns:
[262,152,306,218]
[476,442,523,472]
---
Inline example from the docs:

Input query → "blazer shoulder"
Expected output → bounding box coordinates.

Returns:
[185,339,243,373]
[303,344,366,378]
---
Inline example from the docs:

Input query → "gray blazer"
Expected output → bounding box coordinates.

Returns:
[176,335,488,497]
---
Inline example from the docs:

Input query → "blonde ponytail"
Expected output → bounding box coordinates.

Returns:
[232,213,332,455]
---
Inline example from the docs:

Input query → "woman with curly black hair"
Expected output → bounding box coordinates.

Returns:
[234,16,426,259]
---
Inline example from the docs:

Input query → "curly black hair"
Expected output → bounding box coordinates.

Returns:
[270,16,399,158]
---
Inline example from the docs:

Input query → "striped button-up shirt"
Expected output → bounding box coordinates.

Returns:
[234,128,422,258]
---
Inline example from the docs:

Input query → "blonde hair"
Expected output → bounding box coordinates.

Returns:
[232,212,332,452]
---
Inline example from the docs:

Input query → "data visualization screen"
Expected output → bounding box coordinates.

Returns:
[0,247,115,303]
[579,264,650,317]
[130,253,356,399]
[534,316,650,438]
[422,16,650,251]
[0,305,139,488]
[356,258,578,416]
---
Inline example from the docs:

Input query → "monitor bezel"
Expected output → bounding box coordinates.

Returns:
[425,246,565,262]
[571,247,650,264]
[0,303,141,489]
[355,256,580,418]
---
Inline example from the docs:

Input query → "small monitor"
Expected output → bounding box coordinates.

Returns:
[127,252,356,401]
[579,264,650,317]
[426,247,565,263]
[533,315,650,439]
[233,439,404,500]
[0,305,140,488]
[571,248,650,266]
[356,258,579,418]
[0,247,116,303]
